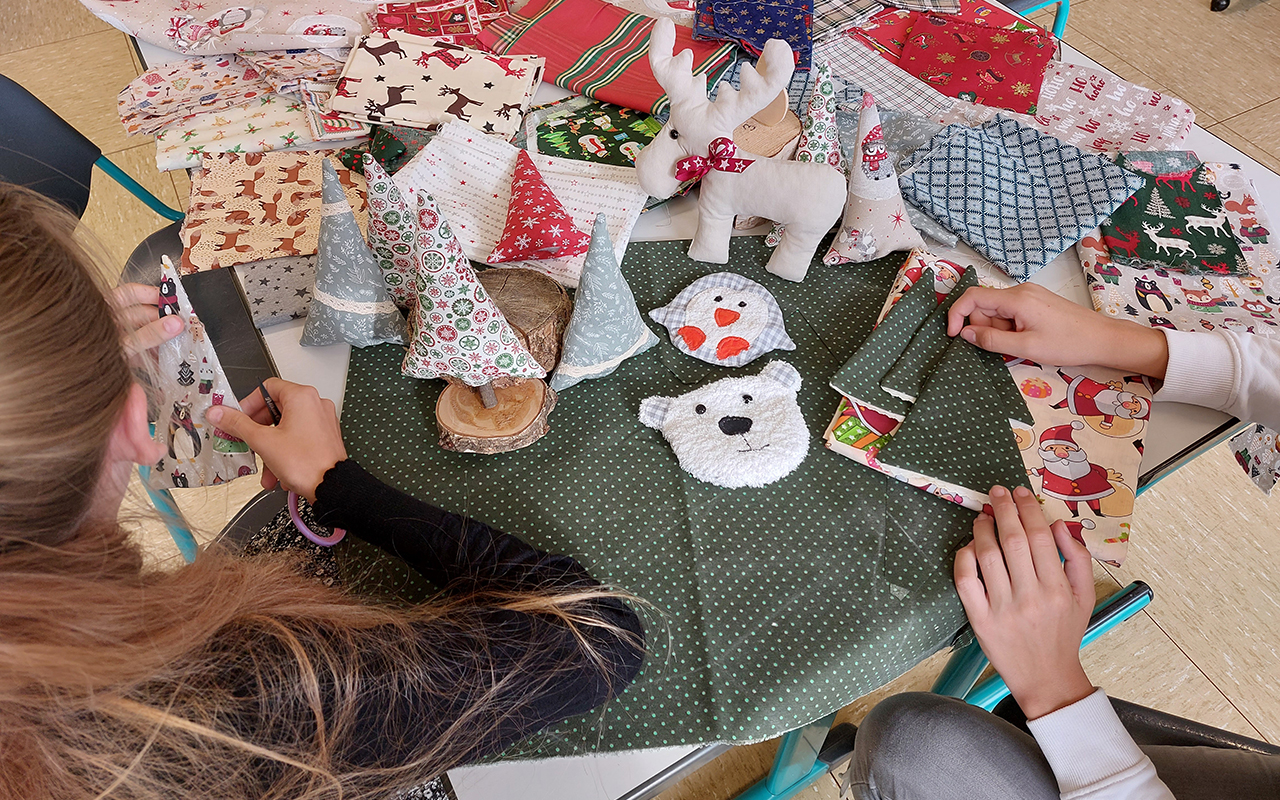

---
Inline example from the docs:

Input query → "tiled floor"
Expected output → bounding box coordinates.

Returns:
[5,0,1280,797]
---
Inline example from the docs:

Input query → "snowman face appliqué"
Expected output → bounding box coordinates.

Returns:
[639,361,810,488]
[649,272,795,367]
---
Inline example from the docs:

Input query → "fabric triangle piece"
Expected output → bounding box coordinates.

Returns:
[301,160,408,348]
[875,335,1035,500]
[767,58,843,248]
[149,255,258,491]
[400,187,547,386]
[488,149,592,263]
[824,92,924,264]
[550,214,658,391]
[363,153,420,311]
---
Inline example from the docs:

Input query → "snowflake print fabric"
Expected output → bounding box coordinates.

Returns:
[767,59,843,247]
[488,150,591,263]
[149,255,258,491]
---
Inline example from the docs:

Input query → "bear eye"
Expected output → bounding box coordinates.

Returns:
[742,394,752,403]
[737,301,747,308]
[713,295,723,302]
[695,404,706,414]
[669,128,679,140]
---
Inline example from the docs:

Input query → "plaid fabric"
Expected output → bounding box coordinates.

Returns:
[892,0,960,11]
[813,0,883,40]
[815,33,953,117]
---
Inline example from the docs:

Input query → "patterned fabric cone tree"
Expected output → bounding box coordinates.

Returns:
[550,213,658,391]
[767,58,842,247]
[398,185,546,398]
[487,149,591,263]
[301,160,408,348]
[363,154,419,310]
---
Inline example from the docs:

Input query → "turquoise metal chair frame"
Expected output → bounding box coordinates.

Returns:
[1006,0,1070,39]
[94,155,185,221]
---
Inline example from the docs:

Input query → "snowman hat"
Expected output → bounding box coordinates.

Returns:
[1040,420,1084,448]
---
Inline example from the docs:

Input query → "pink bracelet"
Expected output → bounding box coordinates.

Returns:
[289,491,346,547]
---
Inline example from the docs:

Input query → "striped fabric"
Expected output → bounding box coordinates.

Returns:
[478,0,737,115]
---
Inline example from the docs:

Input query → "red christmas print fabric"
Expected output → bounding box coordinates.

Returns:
[487,149,591,263]
[897,13,1055,114]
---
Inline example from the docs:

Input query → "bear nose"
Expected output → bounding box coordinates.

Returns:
[718,415,753,436]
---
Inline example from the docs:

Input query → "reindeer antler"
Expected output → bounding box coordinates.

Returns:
[648,18,705,108]
[710,38,795,129]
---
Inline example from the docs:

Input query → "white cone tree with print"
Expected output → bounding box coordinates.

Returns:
[768,58,843,247]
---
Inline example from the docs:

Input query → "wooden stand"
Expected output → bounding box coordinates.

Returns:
[477,268,571,377]
[436,378,557,454]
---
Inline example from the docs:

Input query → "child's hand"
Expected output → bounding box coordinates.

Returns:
[205,379,347,503]
[946,284,1169,378]
[953,485,1096,720]
[111,283,184,357]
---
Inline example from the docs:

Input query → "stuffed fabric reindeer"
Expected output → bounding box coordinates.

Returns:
[636,18,847,282]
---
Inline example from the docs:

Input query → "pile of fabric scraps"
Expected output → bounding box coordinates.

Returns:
[826,251,1150,565]
[1079,158,1280,494]
[693,0,815,70]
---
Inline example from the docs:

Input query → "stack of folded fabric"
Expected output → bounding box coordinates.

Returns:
[693,0,815,70]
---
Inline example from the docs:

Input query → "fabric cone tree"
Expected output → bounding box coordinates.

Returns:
[400,188,546,387]
[824,92,924,264]
[363,154,419,310]
[767,58,842,247]
[487,149,591,263]
[301,160,408,348]
[550,213,658,391]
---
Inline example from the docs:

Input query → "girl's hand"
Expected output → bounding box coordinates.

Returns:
[953,485,1097,720]
[946,284,1169,378]
[204,379,347,503]
[111,283,184,357]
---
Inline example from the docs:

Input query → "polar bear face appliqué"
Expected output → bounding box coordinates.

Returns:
[639,361,810,488]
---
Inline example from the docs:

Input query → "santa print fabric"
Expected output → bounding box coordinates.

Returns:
[549,214,658,390]
[300,160,407,347]
[328,32,543,136]
[1101,158,1250,276]
[392,122,649,287]
[693,0,815,71]
[824,251,1148,564]
[477,0,738,116]
[150,256,258,491]
[897,13,1054,115]
[179,151,368,272]
[488,150,591,263]
[823,93,923,264]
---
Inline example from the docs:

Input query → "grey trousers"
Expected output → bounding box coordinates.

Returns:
[847,693,1280,800]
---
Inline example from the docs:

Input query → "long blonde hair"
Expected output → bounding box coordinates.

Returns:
[0,184,639,800]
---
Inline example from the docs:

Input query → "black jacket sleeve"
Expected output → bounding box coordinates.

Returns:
[308,460,645,767]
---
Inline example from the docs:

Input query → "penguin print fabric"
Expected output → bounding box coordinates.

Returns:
[149,256,258,491]
[649,272,795,367]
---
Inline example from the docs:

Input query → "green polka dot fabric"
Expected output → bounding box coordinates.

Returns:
[879,267,979,403]
[828,273,937,419]
[877,336,1035,499]
[337,237,975,754]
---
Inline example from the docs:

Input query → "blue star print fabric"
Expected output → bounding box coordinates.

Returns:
[695,0,815,71]
[897,116,1145,280]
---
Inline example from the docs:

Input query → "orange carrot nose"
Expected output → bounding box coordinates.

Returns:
[714,308,740,327]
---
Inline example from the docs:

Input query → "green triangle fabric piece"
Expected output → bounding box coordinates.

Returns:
[300,160,408,348]
[550,214,658,391]
[876,335,1034,497]
[828,273,937,418]
[879,266,979,403]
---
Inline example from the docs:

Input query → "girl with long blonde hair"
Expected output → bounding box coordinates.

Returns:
[0,182,644,800]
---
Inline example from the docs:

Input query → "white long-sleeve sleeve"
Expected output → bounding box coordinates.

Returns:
[1026,689,1174,800]
[1155,329,1280,430]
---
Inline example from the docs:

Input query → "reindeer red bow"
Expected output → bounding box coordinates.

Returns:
[674,138,755,182]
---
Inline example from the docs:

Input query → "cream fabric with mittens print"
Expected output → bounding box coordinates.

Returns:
[640,361,810,489]
[149,256,258,491]
[327,32,543,136]
[392,122,649,287]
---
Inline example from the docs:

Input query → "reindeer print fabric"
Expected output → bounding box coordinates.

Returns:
[149,256,258,491]
[179,151,368,272]
[392,122,649,287]
[1100,158,1250,276]
[327,32,543,136]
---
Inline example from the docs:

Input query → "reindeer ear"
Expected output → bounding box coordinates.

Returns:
[649,17,677,65]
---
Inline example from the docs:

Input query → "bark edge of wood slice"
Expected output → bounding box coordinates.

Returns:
[436,378,557,454]
[476,267,571,385]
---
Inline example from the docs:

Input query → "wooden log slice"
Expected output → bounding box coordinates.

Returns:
[436,378,557,454]
[476,268,571,383]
